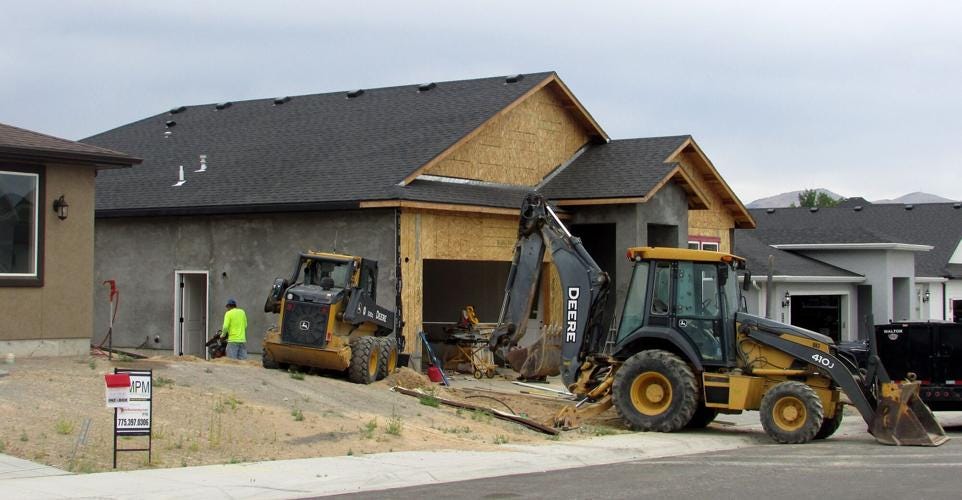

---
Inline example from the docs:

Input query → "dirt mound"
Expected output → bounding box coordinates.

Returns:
[381,367,433,389]
[210,357,259,367]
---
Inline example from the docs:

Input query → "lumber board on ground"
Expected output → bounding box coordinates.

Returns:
[392,386,559,435]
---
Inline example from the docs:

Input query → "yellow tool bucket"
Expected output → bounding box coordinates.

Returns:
[870,381,949,446]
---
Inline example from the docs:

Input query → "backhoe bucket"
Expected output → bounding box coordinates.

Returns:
[505,324,561,379]
[870,381,949,446]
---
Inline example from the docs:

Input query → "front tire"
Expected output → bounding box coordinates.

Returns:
[262,351,279,369]
[759,381,824,444]
[376,337,398,380]
[613,350,698,432]
[348,337,380,384]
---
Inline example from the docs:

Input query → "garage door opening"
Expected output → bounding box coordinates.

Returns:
[791,294,842,341]
[423,260,511,326]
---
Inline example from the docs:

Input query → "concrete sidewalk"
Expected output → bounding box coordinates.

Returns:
[3,408,915,500]
[0,453,69,480]
[1,427,773,499]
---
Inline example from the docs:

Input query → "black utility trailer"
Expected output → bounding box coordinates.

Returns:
[867,322,962,411]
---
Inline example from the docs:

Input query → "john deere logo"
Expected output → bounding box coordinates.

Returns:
[299,320,310,331]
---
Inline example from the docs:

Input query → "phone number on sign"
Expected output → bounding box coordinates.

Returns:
[117,418,150,426]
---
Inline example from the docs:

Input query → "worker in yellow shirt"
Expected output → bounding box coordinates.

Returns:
[221,298,248,360]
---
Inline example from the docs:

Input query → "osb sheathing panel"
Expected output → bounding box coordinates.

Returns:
[679,153,735,252]
[425,84,591,186]
[399,209,563,353]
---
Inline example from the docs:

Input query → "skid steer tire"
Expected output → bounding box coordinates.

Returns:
[262,352,279,370]
[613,350,697,433]
[348,337,380,384]
[760,381,824,444]
[376,338,398,381]
[814,405,843,440]
[686,404,718,429]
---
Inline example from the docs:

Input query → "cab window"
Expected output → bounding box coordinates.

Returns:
[617,262,649,341]
[650,262,671,316]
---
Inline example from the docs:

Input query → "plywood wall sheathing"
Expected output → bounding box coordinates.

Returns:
[678,152,736,252]
[399,208,563,353]
[424,84,591,186]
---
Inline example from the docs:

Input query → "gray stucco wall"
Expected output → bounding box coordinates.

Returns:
[568,182,689,324]
[796,249,919,324]
[94,209,397,353]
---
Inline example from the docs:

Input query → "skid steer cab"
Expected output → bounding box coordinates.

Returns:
[262,251,398,384]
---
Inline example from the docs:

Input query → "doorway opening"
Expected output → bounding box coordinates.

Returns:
[173,271,209,358]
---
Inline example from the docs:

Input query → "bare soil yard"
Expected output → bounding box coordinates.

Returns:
[0,355,622,473]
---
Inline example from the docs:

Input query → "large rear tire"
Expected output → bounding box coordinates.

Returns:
[814,404,843,440]
[759,381,823,444]
[613,350,698,432]
[348,337,380,384]
[686,404,718,429]
[376,338,398,380]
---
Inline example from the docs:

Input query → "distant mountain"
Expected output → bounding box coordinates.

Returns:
[746,189,844,209]
[873,192,957,204]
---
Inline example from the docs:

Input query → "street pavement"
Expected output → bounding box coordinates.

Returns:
[2,411,959,499]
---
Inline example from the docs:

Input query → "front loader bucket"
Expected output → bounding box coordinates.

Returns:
[505,324,561,379]
[870,382,949,446]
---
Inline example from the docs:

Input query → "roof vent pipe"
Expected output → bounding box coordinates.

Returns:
[172,165,186,187]
[346,89,364,98]
[273,96,292,105]
[195,154,207,173]
[165,120,176,128]
[417,82,437,92]
[169,106,186,114]
[854,206,863,211]
[766,208,775,214]
[954,203,961,209]
[905,204,914,210]
[505,74,524,83]
[809,207,819,213]
[215,102,232,110]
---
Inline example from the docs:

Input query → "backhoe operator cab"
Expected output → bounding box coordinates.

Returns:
[262,252,398,384]
[615,248,741,368]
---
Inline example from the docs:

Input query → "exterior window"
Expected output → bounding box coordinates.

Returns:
[0,168,42,284]
[688,236,721,252]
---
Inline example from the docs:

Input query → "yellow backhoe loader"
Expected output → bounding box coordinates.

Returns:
[490,193,947,446]
[262,251,398,384]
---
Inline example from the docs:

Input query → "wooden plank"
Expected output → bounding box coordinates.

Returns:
[392,386,559,435]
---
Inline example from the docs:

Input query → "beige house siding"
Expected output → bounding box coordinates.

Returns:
[0,163,95,347]
[423,84,591,185]
[678,153,737,252]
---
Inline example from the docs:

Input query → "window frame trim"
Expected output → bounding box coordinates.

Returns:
[0,163,45,287]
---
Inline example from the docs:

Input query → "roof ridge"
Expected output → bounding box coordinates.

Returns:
[1,122,133,158]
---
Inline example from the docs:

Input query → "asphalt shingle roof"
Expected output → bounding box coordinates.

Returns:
[735,231,863,278]
[83,72,554,214]
[539,136,690,200]
[0,122,137,167]
[738,204,962,278]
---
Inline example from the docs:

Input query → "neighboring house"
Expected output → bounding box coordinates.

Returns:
[0,122,139,356]
[735,202,962,342]
[83,72,753,360]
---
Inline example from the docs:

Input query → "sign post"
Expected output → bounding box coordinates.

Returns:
[111,369,152,468]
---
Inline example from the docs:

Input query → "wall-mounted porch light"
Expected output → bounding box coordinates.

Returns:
[923,290,931,303]
[781,291,791,308]
[52,195,69,221]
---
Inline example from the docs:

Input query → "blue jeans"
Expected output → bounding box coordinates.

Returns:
[226,342,248,360]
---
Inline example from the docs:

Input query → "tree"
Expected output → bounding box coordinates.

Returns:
[796,189,840,208]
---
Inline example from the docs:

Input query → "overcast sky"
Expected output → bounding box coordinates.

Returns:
[2,1,960,203]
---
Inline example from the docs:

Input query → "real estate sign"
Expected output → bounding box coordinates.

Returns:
[114,369,152,435]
